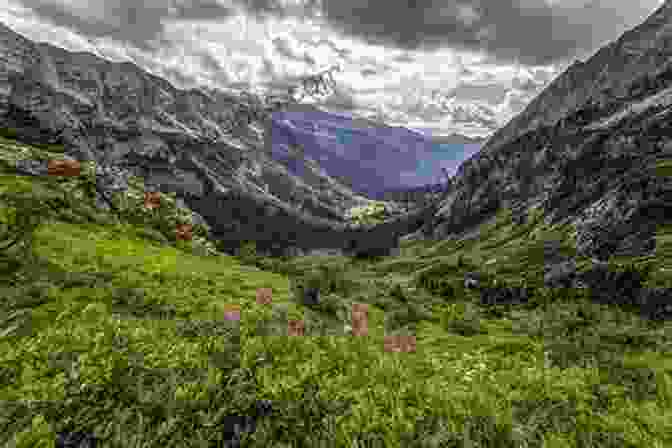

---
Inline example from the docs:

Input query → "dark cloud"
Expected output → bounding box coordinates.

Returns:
[234,0,663,65]
[18,0,236,50]
[393,53,415,63]
[452,82,508,105]
[18,0,663,66]
[20,0,660,65]
[272,37,316,65]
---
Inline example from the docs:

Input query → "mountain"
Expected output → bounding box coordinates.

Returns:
[0,21,433,256]
[425,0,672,263]
[480,1,672,157]
[268,106,461,197]
[428,133,486,146]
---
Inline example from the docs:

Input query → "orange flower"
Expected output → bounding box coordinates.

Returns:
[384,334,416,353]
[351,303,369,337]
[144,191,161,210]
[47,159,81,177]
[288,319,304,336]
[175,223,193,241]
[256,288,273,305]
[384,335,403,353]
[223,304,241,321]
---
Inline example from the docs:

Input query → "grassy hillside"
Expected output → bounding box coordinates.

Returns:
[1,133,671,447]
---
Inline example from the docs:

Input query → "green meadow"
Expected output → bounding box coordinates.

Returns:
[1,132,671,447]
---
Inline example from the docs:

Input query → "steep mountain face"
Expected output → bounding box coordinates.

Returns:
[0,21,432,256]
[428,1,672,262]
[481,1,672,157]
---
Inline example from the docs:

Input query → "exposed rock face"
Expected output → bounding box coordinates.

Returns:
[480,1,672,158]
[428,0,672,263]
[0,21,423,256]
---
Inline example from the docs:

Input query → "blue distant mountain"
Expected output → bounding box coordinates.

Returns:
[268,105,484,198]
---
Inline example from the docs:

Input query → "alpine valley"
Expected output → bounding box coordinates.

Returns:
[1,2,672,446]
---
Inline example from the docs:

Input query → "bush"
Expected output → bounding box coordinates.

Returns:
[0,127,19,140]
[0,180,55,268]
[440,302,484,336]
[385,304,431,332]
[236,240,259,265]
[390,284,407,302]
[133,226,170,244]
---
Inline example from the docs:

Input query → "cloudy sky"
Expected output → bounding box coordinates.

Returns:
[0,0,665,138]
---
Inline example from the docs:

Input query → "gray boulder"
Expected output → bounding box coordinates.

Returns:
[543,259,578,289]
[14,158,48,176]
[479,284,532,306]
[464,271,488,290]
[301,286,321,307]
[638,288,672,321]
[55,431,97,448]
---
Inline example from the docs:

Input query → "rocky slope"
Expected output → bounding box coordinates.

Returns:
[427,0,672,264]
[0,21,432,256]
[480,1,672,157]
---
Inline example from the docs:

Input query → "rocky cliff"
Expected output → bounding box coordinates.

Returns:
[0,21,429,256]
[428,0,672,262]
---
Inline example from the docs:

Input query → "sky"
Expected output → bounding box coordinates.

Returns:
[0,0,665,139]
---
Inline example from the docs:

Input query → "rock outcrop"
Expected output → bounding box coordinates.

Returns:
[427,0,672,264]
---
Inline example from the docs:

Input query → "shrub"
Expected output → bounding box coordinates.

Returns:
[0,127,19,140]
[440,302,484,336]
[236,240,259,265]
[390,284,407,302]
[0,179,56,269]
[385,304,430,332]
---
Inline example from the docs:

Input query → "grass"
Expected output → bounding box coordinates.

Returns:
[1,132,671,447]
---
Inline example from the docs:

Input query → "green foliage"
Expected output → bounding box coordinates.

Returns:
[0,179,57,272]
[440,302,485,336]
[345,202,391,226]
[0,127,19,140]
[235,240,259,266]
[385,303,431,333]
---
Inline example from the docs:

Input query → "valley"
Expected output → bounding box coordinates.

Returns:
[1,1,672,446]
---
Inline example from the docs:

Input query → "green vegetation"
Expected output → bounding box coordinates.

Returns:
[1,132,671,447]
[345,201,395,226]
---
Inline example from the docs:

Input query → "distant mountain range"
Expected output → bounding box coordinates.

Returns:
[429,133,486,146]
[267,103,483,198]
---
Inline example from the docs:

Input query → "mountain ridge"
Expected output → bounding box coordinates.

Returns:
[426,1,672,263]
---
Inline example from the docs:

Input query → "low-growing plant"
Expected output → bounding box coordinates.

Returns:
[440,301,485,336]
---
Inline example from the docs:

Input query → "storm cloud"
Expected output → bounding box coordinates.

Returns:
[3,0,666,138]
[235,0,662,65]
